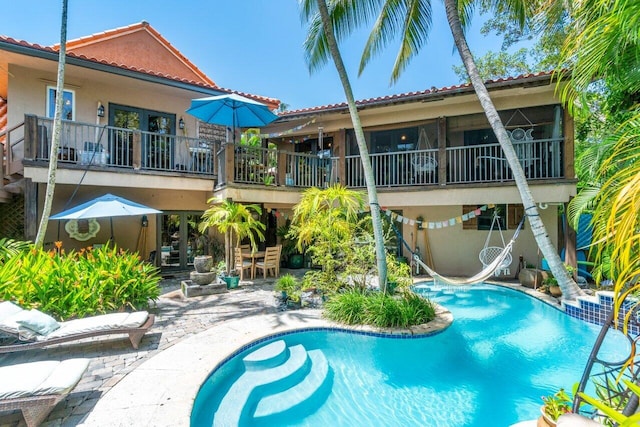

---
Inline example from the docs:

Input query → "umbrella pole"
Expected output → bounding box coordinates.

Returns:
[110,217,114,243]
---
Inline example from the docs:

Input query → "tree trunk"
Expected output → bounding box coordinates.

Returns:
[35,0,68,248]
[316,0,388,290]
[443,0,583,300]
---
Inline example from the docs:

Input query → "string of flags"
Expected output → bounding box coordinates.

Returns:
[381,204,495,229]
[266,204,496,228]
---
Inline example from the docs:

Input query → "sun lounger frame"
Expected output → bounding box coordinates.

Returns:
[0,394,65,427]
[0,314,155,354]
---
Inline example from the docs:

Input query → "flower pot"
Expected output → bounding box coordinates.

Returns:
[223,276,240,289]
[288,254,304,269]
[193,255,213,273]
[549,285,562,297]
[538,407,557,427]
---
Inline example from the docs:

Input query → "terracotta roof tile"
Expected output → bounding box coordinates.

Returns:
[0,31,280,110]
[279,71,555,117]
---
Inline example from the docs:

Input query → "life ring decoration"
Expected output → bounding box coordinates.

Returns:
[65,218,100,241]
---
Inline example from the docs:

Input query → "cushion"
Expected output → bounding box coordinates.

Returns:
[0,301,23,322]
[0,358,89,399]
[46,311,149,339]
[13,309,60,336]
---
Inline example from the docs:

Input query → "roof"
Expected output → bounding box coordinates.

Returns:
[278,71,559,118]
[0,22,280,110]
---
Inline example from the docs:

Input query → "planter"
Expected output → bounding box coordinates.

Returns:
[223,276,240,289]
[549,285,562,298]
[288,254,304,269]
[193,255,213,273]
[537,407,557,427]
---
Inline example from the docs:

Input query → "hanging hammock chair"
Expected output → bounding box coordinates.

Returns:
[478,211,512,276]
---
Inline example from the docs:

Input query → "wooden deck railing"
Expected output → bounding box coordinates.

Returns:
[19,114,565,190]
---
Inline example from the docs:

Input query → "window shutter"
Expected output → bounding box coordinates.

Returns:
[462,205,478,230]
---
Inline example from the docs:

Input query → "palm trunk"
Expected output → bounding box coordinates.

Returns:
[316,0,388,290]
[35,0,68,248]
[443,0,583,300]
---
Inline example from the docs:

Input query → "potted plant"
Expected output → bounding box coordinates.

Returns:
[199,197,265,277]
[274,273,301,305]
[539,389,572,426]
[276,220,304,269]
[216,261,240,289]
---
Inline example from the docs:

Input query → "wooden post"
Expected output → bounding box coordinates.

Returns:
[563,108,575,179]
[24,178,38,241]
[225,143,235,184]
[23,114,39,160]
[335,129,346,185]
[277,150,288,186]
[132,131,142,169]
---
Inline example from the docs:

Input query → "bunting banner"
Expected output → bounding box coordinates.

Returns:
[377,204,495,230]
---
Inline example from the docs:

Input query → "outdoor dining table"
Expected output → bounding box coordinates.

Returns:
[242,250,265,279]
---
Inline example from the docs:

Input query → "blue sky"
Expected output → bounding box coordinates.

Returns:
[2,0,507,110]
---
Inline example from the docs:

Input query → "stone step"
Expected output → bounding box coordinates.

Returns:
[243,340,288,371]
[214,344,310,427]
[253,349,332,423]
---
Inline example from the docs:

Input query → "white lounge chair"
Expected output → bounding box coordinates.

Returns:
[0,358,89,427]
[0,301,154,354]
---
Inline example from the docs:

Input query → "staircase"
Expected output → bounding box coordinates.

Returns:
[562,291,640,336]
[0,96,12,203]
[214,339,333,426]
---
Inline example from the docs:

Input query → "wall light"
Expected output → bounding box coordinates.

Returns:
[416,215,424,230]
[178,117,185,130]
[97,103,105,118]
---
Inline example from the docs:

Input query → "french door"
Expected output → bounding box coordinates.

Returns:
[109,104,176,169]
[157,212,203,271]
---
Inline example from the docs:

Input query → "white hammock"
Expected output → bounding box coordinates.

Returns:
[415,216,525,286]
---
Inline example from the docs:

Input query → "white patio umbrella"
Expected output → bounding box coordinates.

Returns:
[50,193,162,241]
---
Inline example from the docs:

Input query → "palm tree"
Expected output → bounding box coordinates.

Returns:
[198,198,266,274]
[35,0,68,248]
[301,0,388,291]
[303,0,583,299]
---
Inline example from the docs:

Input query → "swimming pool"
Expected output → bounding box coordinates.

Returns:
[191,283,628,426]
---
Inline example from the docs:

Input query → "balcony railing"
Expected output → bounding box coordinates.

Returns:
[32,117,221,176]
[20,115,564,190]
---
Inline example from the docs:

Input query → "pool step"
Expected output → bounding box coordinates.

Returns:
[253,349,333,422]
[213,340,333,426]
[243,339,288,370]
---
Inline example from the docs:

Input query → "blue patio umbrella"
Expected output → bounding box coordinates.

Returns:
[186,93,279,142]
[50,193,162,241]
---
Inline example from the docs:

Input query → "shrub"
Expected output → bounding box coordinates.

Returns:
[0,243,160,319]
[324,289,435,328]
[275,273,302,303]
[323,288,367,324]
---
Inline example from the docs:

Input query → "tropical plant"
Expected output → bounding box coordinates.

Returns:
[0,238,32,264]
[300,0,388,292]
[35,0,68,248]
[198,197,266,274]
[300,0,582,300]
[542,388,572,421]
[0,243,160,319]
[275,273,303,303]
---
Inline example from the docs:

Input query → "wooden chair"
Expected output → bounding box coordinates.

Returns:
[254,246,280,279]
[239,244,251,252]
[234,247,253,280]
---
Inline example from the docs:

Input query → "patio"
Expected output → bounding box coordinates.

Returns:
[0,270,305,426]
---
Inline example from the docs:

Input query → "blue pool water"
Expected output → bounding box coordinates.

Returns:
[191,283,628,426]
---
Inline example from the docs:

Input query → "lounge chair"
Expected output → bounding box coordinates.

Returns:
[0,301,155,354]
[0,358,89,427]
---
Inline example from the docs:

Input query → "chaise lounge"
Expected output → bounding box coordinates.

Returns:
[0,301,155,354]
[0,358,90,427]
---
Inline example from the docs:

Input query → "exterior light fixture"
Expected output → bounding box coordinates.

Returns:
[179,117,185,130]
[97,103,105,117]
[417,215,424,230]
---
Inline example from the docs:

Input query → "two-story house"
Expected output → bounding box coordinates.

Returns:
[1,22,576,277]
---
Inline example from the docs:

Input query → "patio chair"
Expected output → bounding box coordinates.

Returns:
[234,247,254,280]
[0,358,89,427]
[254,245,280,279]
[0,301,155,354]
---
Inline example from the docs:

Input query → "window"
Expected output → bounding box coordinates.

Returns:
[46,86,75,120]
[462,204,524,230]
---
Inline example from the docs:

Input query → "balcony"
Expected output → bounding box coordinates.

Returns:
[5,115,565,192]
